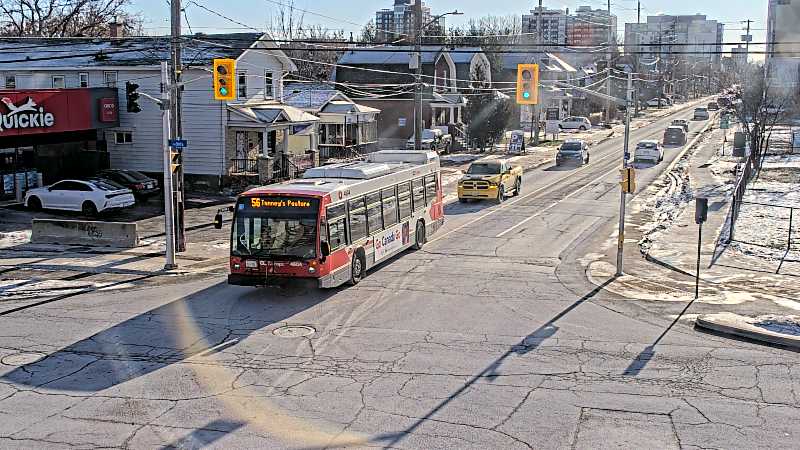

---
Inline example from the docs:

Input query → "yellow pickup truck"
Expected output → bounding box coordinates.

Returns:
[458,160,523,203]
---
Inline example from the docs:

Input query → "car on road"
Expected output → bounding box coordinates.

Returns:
[458,160,523,203]
[558,116,592,131]
[406,128,452,153]
[555,140,590,166]
[98,169,159,200]
[707,102,719,111]
[633,140,664,164]
[663,126,688,146]
[24,179,136,216]
[646,98,664,107]
[671,119,690,132]
[693,107,710,120]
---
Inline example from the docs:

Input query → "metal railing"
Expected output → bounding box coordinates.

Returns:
[230,158,258,175]
[725,133,766,243]
[733,201,798,252]
[273,154,313,181]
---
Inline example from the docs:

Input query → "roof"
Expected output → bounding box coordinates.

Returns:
[447,47,484,64]
[501,52,577,73]
[337,45,484,66]
[320,100,380,114]
[0,33,290,69]
[282,82,345,110]
[229,102,319,124]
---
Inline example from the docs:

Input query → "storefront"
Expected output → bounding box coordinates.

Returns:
[0,88,119,199]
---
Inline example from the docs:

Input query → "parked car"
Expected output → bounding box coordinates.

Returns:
[671,119,690,132]
[559,116,592,131]
[693,107,710,120]
[98,169,159,199]
[663,126,688,146]
[406,128,452,153]
[555,140,590,166]
[24,179,135,216]
[647,98,668,107]
[707,102,719,111]
[633,140,664,164]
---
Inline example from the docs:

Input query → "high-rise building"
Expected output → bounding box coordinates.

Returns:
[375,0,441,42]
[568,5,617,47]
[765,0,800,93]
[522,6,569,45]
[625,14,724,69]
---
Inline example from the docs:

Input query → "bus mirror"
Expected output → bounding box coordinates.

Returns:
[320,241,331,257]
[213,212,223,229]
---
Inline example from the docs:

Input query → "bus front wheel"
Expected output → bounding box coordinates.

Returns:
[349,251,365,285]
[412,220,426,250]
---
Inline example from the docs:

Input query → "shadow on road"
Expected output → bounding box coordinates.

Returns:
[444,200,496,216]
[161,419,246,449]
[1,279,335,391]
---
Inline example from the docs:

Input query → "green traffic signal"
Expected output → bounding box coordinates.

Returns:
[219,87,228,96]
[523,91,530,99]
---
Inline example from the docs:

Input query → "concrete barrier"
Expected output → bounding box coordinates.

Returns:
[31,219,138,248]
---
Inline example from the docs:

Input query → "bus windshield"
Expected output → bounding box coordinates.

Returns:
[232,196,320,259]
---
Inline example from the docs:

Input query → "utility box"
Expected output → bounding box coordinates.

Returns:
[732,131,747,157]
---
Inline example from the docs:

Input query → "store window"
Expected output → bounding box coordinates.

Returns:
[4,75,16,89]
[237,71,247,99]
[79,73,89,88]
[114,131,133,144]
[104,71,118,88]
[52,75,66,89]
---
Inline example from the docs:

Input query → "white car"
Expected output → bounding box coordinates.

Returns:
[559,116,592,131]
[647,98,668,107]
[25,179,136,215]
[634,140,664,164]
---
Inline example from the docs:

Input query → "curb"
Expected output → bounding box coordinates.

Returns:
[695,313,800,349]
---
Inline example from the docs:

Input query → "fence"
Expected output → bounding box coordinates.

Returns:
[230,158,258,175]
[733,201,798,252]
[725,131,766,243]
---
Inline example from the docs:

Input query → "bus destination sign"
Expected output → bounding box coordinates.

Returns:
[249,198,313,209]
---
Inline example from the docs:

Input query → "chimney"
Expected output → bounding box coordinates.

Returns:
[109,20,122,38]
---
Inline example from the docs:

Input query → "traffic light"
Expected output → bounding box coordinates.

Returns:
[516,64,539,105]
[620,167,636,194]
[213,58,236,100]
[125,81,141,113]
[170,149,182,174]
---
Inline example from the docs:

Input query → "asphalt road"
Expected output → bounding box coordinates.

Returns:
[1,105,799,449]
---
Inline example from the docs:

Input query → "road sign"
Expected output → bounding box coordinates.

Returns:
[545,107,560,121]
[169,139,187,149]
[720,118,730,129]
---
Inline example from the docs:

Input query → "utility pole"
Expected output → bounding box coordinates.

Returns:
[532,0,543,146]
[413,0,423,151]
[634,0,641,115]
[605,0,612,123]
[170,0,186,252]
[742,19,753,86]
[161,62,177,269]
[616,71,633,276]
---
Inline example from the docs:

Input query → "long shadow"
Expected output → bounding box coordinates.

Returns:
[1,280,333,391]
[543,164,580,172]
[443,200,496,216]
[161,419,246,449]
[374,278,616,448]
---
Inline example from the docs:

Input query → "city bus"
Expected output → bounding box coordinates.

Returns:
[223,150,444,288]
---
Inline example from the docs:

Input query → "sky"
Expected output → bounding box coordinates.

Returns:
[134,0,770,53]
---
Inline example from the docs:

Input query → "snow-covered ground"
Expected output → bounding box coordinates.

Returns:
[752,315,800,336]
[0,230,30,249]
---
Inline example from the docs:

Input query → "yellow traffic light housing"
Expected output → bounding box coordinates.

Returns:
[170,150,182,174]
[213,58,236,100]
[516,64,539,105]
[620,167,636,193]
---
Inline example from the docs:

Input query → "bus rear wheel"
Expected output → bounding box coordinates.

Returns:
[349,251,365,285]
[412,220,426,250]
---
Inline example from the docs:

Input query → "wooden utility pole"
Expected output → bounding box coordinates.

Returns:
[170,0,185,252]
[413,0,423,151]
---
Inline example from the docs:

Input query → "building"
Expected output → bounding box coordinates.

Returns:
[375,0,442,42]
[522,6,569,45]
[0,33,331,196]
[334,46,491,149]
[625,14,724,70]
[766,0,800,95]
[568,5,617,47]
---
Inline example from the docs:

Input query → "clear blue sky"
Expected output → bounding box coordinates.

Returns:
[135,0,769,51]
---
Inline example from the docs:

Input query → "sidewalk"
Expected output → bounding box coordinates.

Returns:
[583,120,800,320]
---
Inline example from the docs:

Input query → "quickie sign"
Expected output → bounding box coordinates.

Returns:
[0,97,56,133]
[0,89,119,137]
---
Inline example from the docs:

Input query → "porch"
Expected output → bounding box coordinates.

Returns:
[317,101,380,163]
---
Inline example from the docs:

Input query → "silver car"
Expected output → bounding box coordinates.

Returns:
[559,117,592,131]
[633,140,664,164]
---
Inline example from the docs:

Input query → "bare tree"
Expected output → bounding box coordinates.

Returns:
[358,19,376,44]
[447,15,522,80]
[0,0,142,37]
[734,63,794,155]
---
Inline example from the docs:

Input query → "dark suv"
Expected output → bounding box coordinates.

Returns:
[663,126,687,146]
[98,169,159,200]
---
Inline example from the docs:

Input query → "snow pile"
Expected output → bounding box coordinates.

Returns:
[440,154,482,166]
[0,230,30,249]
[752,315,800,336]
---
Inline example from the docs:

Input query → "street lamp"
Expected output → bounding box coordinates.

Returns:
[414,9,463,151]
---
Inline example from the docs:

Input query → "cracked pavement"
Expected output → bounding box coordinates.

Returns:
[1,103,798,449]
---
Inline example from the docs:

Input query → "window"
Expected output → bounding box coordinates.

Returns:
[264,71,273,98]
[4,75,15,89]
[348,197,367,242]
[114,131,133,144]
[104,71,117,88]
[52,181,89,191]
[326,203,347,250]
[237,71,247,99]
[425,174,437,204]
[366,192,383,234]
[51,75,65,89]
[79,72,89,88]
[412,178,425,210]
[382,187,398,228]
[398,182,412,220]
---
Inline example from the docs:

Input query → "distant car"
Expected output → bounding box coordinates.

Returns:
[634,140,664,164]
[693,107,710,120]
[24,179,135,216]
[707,102,719,111]
[671,119,690,132]
[98,169,159,199]
[763,104,786,115]
[647,98,669,107]
[559,116,592,131]
[406,128,452,153]
[556,140,590,166]
[663,126,687,146]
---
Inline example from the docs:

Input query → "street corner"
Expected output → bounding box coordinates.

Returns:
[696,312,800,349]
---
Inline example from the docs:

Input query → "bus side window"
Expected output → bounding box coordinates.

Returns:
[349,197,367,242]
[366,191,383,235]
[425,174,436,204]
[398,182,412,220]
[412,178,425,210]
[326,204,347,250]
[382,187,398,227]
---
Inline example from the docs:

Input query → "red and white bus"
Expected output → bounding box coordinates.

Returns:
[225,151,444,288]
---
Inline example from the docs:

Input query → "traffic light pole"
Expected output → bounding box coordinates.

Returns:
[170,0,186,253]
[413,0,423,151]
[161,61,177,269]
[616,72,633,276]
